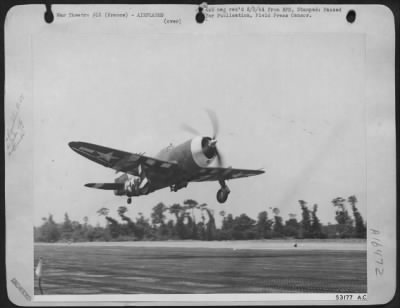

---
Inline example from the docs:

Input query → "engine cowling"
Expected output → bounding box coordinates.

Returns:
[155,136,220,175]
[190,136,217,168]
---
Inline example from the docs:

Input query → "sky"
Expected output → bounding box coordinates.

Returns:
[32,30,367,227]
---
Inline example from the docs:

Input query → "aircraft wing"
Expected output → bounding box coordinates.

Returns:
[190,167,265,182]
[68,141,179,179]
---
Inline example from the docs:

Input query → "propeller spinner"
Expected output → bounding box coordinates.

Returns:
[181,109,224,167]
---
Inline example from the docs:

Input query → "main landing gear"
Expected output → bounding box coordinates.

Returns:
[127,197,132,204]
[216,179,230,203]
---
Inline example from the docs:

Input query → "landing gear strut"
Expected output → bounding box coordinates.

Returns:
[127,197,132,204]
[216,179,230,203]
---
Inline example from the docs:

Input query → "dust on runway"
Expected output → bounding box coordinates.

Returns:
[34,242,367,294]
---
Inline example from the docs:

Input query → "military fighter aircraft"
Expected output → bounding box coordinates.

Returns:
[69,110,264,205]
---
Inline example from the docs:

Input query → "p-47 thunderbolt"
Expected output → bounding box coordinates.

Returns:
[69,111,264,205]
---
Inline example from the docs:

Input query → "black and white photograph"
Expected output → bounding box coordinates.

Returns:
[4,3,396,305]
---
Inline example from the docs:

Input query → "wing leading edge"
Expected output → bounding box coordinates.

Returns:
[68,141,179,179]
[190,167,265,182]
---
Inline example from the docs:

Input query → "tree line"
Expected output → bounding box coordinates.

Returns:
[34,195,366,242]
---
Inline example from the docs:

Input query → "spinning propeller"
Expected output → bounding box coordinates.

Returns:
[181,109,225,167]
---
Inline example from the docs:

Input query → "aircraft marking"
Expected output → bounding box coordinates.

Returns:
[79,146,95,153]
[97,151,119,162]
[224,169,232,176]
[231,172,244,178]
[127,154,140,162]
[146,159,156,166]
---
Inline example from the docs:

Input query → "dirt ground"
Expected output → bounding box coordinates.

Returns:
[34,240,366,294]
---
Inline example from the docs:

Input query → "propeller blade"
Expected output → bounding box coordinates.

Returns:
[215,147,224,167]
[181,123,201,136]
[205,109,219,139]
[208,139,217,147]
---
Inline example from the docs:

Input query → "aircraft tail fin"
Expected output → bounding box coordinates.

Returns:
[85,183,124,190]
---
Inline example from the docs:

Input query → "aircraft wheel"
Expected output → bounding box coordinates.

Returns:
[216,189,229,203]
[127,197,132,204]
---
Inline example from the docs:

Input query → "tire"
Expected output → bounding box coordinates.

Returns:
[216,189,228,203]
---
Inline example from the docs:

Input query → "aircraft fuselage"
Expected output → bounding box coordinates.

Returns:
[156,136,217,173]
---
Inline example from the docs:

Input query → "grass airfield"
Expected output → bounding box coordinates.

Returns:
[34,239,366,294]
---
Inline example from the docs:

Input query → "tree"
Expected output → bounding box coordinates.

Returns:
[183,199,198,220]
[310,204,324,238]
[135,212,153,240]
[219,213,234,240]
[105,216,121,239]
[169,203,181,220]
[256,211,273,239]
[198,203,208,239]
[222,213,234,230]
[169,203,185,239]
[41,214,60,242]
[184,199,199,239]
[273,215,284,237]
[299,200,312,238]
[86,224,108,242]
[348,195,366,238]
[151,202,167,226]
[83,216,89,230]
[166,219,176,238]
[117,206,135,237]
[151,202,169,239]
[71,220,85,242]
[283,214,300,237]
[232,214,256,240]
[332,197,346,223]
[332,197,354,238]
[61,213,73,240]
[34,196,367,243]
[97,207,110,218]
[117,206,128,218]
[97,207,120,239]
[202,207,216,241]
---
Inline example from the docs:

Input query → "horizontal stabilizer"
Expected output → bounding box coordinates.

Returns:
[85,183,124,190]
